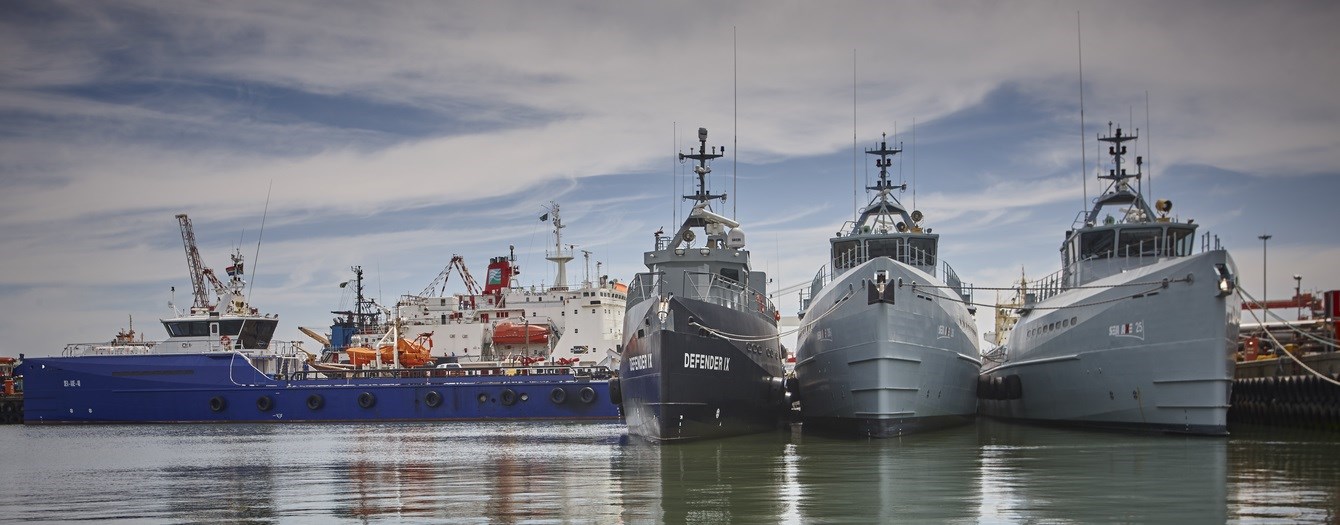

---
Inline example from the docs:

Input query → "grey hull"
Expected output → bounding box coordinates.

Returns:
[796,257,980,437]
[979,250,1239,435]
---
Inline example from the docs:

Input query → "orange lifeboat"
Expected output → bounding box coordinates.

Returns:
[345,337,433,368]
[492,322,550,345]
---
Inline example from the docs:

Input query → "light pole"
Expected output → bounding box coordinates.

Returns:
[1258,234,1271,305]
[1294,274,1302,320]
[1258,234,1271,356]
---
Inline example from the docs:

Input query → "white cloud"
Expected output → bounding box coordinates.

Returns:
[1,1,1338,355]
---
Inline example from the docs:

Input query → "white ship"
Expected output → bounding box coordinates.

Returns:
[979,123,1240,435]
[324,203,627,368]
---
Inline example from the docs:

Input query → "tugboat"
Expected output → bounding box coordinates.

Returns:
[794,132,979,437]
[978,123,1240,435]
[618,127,788,442]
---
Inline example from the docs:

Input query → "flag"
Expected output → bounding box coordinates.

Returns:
[539,213,549,222]
[226,264,243,277]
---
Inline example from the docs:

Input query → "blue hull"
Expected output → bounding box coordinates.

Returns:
[18,354,620,424]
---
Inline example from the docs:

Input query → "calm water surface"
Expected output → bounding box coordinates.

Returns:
[1,420,1335,523]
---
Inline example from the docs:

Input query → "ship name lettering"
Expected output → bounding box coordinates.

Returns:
[1108,321,1145,340]
[63,379,82,387]
[683,352,730,371]
[628,354,654,372]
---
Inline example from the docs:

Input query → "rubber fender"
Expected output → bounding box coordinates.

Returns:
[609,377,623,405]
[1003,374,1023,400]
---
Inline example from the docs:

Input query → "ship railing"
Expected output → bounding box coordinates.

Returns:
[627,272,665,306]
[942,261,974,303]
[799,266,830,313]
[826,245,974,302]
[832,243,939,275]
[286,364,614,382]
[682,271,777,321]
[62,342,157,356]
[61,339,309,357]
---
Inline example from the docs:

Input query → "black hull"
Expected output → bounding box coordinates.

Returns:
[619,297,787,442]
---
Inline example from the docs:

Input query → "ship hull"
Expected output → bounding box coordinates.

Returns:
[18,353,620,424]
[796,257,980,437]
[979,250,1239,435]
[619,296,787,442]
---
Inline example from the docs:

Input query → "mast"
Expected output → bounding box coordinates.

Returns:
[865,133,905,198]
[543,202,574,291]
[680,127,726,205]
[1085,122,1151,226]
[667,127,736,250]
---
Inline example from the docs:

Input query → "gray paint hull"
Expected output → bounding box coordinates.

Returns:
[796,257,980,437]
[979,250,1239,435]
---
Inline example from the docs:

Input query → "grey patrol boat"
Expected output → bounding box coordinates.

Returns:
[979,123,1240,435]
[794,133,980,437]
[617,127,788,443]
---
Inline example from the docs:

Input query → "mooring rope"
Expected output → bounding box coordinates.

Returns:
[689,289,856,342]
[1238,289,1340,387]
[1237,287,1340,350]
[915,277,1184,312]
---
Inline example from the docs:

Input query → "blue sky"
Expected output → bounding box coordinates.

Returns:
[2,1,1337,356]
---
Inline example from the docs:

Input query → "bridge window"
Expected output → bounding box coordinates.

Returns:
[1118,228,1163,257]
[1080,230,1116,260]
[866,239,901,259]
[832,240,860,269]
[1168,227,1194,257]
[907,238,936,266]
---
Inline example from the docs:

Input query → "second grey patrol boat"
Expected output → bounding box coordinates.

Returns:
[978,123,1240,435]
[617,127,788,443]
[794,133,980,437]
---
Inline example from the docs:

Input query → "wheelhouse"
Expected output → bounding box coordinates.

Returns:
[162,315,278,349]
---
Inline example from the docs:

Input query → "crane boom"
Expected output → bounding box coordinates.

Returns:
[175,213,211,311]
[418,255,480,297]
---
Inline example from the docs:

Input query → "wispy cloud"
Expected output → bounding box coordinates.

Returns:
[1,1,1337,353]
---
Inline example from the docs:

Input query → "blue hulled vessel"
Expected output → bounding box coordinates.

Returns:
[18,214,620,424]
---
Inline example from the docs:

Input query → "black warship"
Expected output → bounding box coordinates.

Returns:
[616,127,788,442]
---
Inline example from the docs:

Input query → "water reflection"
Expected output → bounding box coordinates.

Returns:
[614,431,791,523]
[788,426,984,523]
[4,420,1339,523]
[1228,425,1340,523]
[975,420,1228,523]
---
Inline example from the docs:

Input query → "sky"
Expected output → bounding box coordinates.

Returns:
[2,1,1338,357]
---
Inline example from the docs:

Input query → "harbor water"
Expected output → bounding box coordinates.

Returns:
[1,420,1335,523]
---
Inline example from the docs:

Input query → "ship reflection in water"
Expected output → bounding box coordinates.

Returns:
[0,421,1335,523]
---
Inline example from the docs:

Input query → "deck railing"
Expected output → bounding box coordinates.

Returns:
[629,270,776,322]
